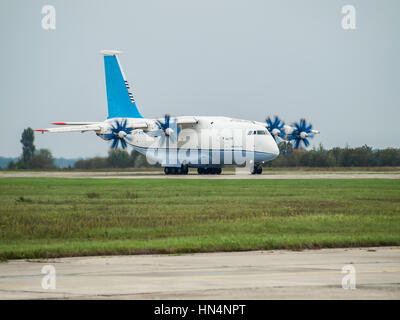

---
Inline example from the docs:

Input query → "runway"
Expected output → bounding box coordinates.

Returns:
[1,172,400,179]
[0,247,399,299]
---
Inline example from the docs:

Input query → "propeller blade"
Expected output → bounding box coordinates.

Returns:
[104,133,115,140]
[266,116,285,138]
[110,138,119,149]
[286,118,316,149]
[105,119,134,149]
[169,135,177,143]
[159,135,165,146]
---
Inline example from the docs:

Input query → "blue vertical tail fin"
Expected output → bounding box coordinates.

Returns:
[101,50,143,119]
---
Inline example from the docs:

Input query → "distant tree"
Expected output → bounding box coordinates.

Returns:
[329,147,342,166]
[308,144,335,167]
[29,149,56,169]
[74,159,89,169]
[267,143,399,168]
[73,149,160,169]
[107,150,132,168]
[354,145,374,166]
[19,128,36,168]
[7,161,17,170]
[278,142,293,156]
[130,150,151,167]
[74,157,107,169]
[91,157,108,169]
[377,148,400,166]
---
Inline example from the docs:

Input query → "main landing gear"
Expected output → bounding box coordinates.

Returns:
[164,165,189,175]
[197,167,222,175]
[251,165,262,175]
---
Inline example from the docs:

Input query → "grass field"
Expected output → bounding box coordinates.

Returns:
[0,178,399,260]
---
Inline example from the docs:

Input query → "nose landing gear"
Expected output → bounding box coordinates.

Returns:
[251,165,262,175]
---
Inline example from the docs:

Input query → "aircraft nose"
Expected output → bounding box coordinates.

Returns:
[269,137,280,158]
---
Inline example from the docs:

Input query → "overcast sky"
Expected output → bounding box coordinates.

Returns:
[1,0,399,158]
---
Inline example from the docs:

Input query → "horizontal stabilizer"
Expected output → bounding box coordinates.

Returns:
[100,50,122,56]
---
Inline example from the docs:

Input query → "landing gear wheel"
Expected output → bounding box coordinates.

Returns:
[164,166,189,175]
[164,167,177,175]
[197,167,222,175]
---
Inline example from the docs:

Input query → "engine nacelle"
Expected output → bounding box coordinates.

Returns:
[300,131,308,139]
[283,125,294,135]
[271,128,281,136]
[165,127,174,136]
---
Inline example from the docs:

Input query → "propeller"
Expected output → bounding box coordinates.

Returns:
[266,116,286,140]
[152,114,180,146]
[287,118,314,149]
[104,119,132,149]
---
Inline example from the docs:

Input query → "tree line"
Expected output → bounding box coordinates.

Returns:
[7,127,157,170]
[267,143,400,167]
[74,149,158,169]
[6,128,400,169]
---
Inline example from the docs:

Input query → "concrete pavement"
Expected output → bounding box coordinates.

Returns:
[0,247,399,299]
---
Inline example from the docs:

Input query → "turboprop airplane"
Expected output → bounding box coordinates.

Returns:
[36,50,320,175]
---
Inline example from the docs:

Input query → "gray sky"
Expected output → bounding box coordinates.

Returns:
[1,0,399,158]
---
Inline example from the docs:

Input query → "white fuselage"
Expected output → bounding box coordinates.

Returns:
[100,116,279,168]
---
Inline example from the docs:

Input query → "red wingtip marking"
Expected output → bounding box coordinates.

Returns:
[35,129,48,132]
[51,122,67,125]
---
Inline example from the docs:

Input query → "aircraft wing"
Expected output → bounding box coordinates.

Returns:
[35,123,103,133]
[49,122,101,126]
[176,116,198,125]
[35,119,149,134]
